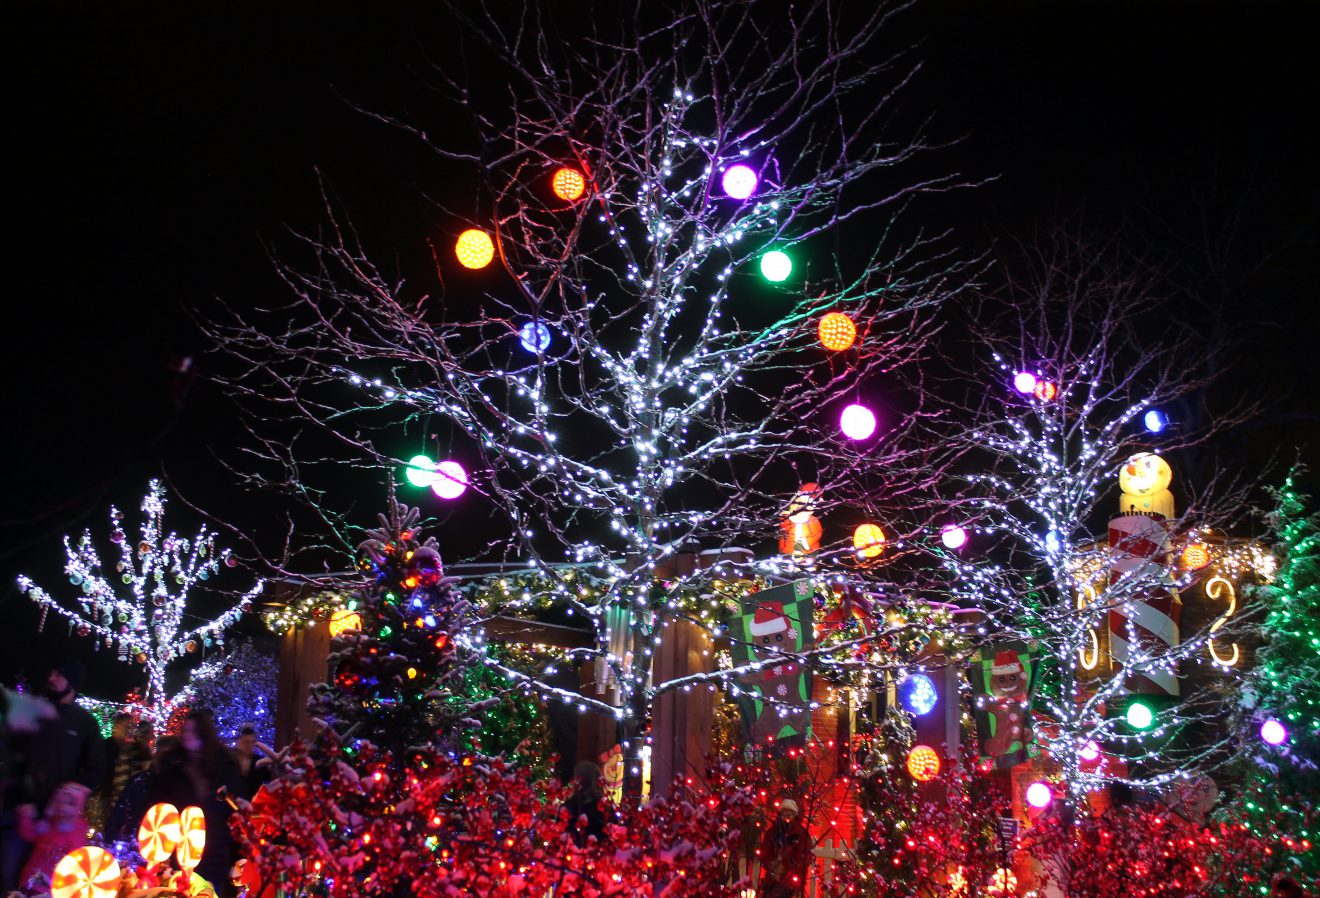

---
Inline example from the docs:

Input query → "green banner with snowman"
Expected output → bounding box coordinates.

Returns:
[729,580,815,752]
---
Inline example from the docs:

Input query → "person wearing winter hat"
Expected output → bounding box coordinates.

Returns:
[1,660,106,892]
[757,796,810,898]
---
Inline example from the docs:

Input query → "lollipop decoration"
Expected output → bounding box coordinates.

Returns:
[176,805,206,872]
[50,847,120,898]
[138,802,183,866]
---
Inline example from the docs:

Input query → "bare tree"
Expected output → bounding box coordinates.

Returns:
[205,0,980,769]
[930,232,1268,805]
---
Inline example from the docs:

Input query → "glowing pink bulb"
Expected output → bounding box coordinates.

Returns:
[840,404,877,440]
[1261,719,1287,746]
[721,164,758,200]
[431,460,469,500]
[1080,740,1101,762]
[941,525,967,549]
[1026,782,1052,808]
[1013,371,1037,394]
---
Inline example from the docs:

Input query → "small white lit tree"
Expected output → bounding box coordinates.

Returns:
[17,479,264,728]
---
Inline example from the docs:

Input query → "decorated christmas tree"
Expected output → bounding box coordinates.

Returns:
[1225,470,1320,888]
[307,500,495,759]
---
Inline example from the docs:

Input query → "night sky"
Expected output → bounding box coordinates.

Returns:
[2,0,1317,697]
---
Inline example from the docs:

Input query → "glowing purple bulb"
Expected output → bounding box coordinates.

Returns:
[1026,782,1052,808]
[840,403,877,440]
[941,525,968,550]
[1013,371,1037,394]
[431,460,469,500]
[1261,719,1288,746]
[721,164,758,200]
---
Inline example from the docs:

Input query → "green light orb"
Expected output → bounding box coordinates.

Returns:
[760,250,792,283]
[405,454,436,487]
[1126,700,1155,730]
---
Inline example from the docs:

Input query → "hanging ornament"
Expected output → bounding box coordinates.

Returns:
[77,624,91,638]
[138,541,153,556]
[153,595,165,607]
[818,312,856,351]
[1033,380,1058,402]
[110,530,125,544]
[906,744,941,781]
[38,606,48,632]
[198,569,209,581]
[186,640,198,653]
[853,523,886,560]
[720,163,758,200]
[551,167,586,202]
[69,572,83,586]
[121,574,133,585]
[225,554,238,568]
[455,229,495,270]
[410,547,443,585]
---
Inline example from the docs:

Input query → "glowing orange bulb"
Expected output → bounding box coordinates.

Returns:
[552,167,586,202]
[818,313,857,351]
[455,229,495,269]
[906,744,941,782]
[1034,380,1058,402]
[328,608,363,637]
[1181,543,1211,570]
[853,523,886,560]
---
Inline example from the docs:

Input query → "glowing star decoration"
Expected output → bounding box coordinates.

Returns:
[759,250,792,283]
[1144,409,1168,433]
[328,608,363,637]
[404,455,437,488]
[853,523,886,560]
[898,673,938,716]
[175,805,206,871]
[431,460,469,500]
[720,163,757,200]
[551,167,586,202]
[1261,718,1288,746]
[1126,700,1155,730]
[1033,380,1058,402]
[818,312,856,351]
[454,229,495,270]
[1013,371,1037,394]
[50,847,120,898]
[1119,451,1175,518]
[1026,781,1052,808]
[906,744,941,781]
[940,524,968,550]
[518,321,552,354]
[1181,542,1211,570]
[839,403,877,440]
[138,802,183,865]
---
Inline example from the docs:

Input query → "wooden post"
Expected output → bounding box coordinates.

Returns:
[650,617,715,797]
[276,623,330,747]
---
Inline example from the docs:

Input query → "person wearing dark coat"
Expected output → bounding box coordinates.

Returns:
[145,712,240,897]
[1,660,107,893]
[231,724,269,803]
[757,797,811,898]
[563,761,607,846]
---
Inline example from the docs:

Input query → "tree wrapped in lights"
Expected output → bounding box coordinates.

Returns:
[175,639,278,744]
[208,0,973,763]
[935,238,1264,804]
[16,479,263,728]
[1224,471,1320,885]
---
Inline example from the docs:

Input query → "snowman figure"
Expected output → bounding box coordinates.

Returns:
[778,483,823,557]
[1118,452,1175,519]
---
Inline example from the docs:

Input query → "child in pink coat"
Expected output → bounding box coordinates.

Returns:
[17,782,93,889]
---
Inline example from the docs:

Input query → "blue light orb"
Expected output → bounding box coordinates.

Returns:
[1143,409,1167,433]
[898,673,939,716]
[519,321,552,354]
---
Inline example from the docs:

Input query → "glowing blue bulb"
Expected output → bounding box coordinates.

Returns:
[1045,530,1062,554]
[898,673,939,716]
[1144,409,1167,433]
[519,321,552,353]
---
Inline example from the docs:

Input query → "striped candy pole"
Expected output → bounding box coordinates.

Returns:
[1107,514,1181,696]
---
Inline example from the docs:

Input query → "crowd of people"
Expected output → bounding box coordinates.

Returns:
[0,660,269,898]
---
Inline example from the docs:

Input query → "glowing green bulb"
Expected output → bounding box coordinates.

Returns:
[759,250,792,282]
[1126,700,1155,730]
[404,454,437,487]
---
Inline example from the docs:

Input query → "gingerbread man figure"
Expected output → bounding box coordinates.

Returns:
[984,650,1028,759]
[747,602,807,744]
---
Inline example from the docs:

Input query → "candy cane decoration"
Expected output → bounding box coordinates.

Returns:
[138,802,183,866]
[1077,583,1102,671]
[1108,514,1181,696]
[1205,576,1241,667]
[50,847,121,898]
[176,805,207,872]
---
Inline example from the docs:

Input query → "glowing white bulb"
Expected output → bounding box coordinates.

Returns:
[721,164,757,200]
[1025,782,1052,808]
[941,525,967,550]
[840,404,877,440]
[1013,371,1037,394]
[1261,718,1287,745]
[431,461,469,500]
